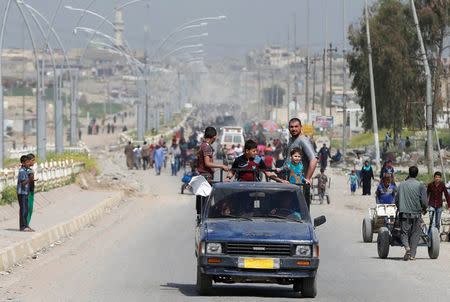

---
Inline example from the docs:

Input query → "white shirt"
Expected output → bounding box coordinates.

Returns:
[354,156,363,168]
[234,147,243,157]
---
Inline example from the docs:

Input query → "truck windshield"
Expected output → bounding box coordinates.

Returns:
[207,188,309,222]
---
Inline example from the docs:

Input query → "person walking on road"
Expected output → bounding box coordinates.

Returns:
[153,144,165,175]
[141,142,151,170]
[353,153,363,188]
[169,143,181,176]
[360,160,374,195]
[284,118,319,209]
[395,166,428,261]
[427,171,449,231]
[133,145,142,170]
[124,141,134,170]
[318,143,331,170]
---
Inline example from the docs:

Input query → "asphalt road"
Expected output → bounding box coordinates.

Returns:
[2,168,449,302]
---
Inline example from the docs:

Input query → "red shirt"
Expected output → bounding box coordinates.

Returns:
[264,155,273,168]
[427,182,450,208]
[197,142,214,177]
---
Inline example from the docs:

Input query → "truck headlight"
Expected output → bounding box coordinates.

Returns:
[295,245,312,257]
[206,242,222,254]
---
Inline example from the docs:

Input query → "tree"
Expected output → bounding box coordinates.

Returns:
[416,0,449,124]
[348,0,425,139]
[262,84,285,107]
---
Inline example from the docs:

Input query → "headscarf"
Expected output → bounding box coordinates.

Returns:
[363,160,371,171]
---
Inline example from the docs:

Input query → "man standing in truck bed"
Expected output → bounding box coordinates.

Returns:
[284,118,318,210]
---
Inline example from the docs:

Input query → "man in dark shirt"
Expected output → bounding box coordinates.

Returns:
[196,127,229,215]
[318,144,331,169]
[224,140,285,183]
[427,171,450,231]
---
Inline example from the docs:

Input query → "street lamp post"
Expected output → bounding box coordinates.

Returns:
[22,3,75,155]
[364,0,381,171]
[14,0,45,160]
[0,0,13,168]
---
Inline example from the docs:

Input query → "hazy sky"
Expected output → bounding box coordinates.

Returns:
[2,0,374,59]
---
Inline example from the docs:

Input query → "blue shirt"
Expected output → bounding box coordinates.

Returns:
[349,174,358,185]
[17,166,30,195]
[280,162,304,188]
[376,184,397,204]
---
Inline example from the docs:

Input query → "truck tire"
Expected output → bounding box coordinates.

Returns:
[293,281,301,292]
[377,227,390,259]
[196,266,212,295]
[428,227,440,259]
[301,276,317,298]
[362,218,373,243]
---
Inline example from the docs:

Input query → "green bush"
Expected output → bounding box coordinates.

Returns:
[1,186,17,205]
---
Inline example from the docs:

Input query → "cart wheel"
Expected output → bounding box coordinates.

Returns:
[362,218,373,243]
[326,195,330,204]
[428,227,440,259]
[377,227,390,258]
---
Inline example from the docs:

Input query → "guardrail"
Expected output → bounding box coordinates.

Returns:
[8,143,91,159]
[0,160,85,192]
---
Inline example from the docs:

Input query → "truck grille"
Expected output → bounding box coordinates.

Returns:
[225,242,292,256]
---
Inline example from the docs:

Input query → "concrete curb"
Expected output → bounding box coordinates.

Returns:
[0,190,125,271]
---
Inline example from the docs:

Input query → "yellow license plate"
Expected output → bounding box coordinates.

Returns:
[244,258,274,269]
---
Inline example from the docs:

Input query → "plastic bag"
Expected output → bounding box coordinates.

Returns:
[189,175,212,197]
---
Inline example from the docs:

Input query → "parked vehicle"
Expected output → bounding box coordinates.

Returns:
[219,126,245,149]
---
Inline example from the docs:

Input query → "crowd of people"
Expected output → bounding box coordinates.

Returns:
[87,111,131,136]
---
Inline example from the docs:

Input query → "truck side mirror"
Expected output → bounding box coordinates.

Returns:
[314,215,326,228]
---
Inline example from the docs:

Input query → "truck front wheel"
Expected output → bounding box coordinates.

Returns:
[301,276,317,298]
[196,266,212,295]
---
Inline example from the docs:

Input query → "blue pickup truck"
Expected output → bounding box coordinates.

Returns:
[195,182,326,298]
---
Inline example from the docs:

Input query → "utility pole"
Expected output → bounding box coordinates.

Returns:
[287,24,290,121]
[321,0,328,117]
[312,56,317,111]
[257,71,261,119]
[321,48,326,115]
[55,69,63,154]
[70,68,78,146]
[342,0,348,157]
[328,43,337,116]
[365,0,381,170]
[305,0,310,124]
[294,13,298,116]
[410,0,433,175]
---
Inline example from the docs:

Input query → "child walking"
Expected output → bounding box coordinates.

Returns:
[314,168,328,203]
[276,147,305,190]
[348,170,358,195]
